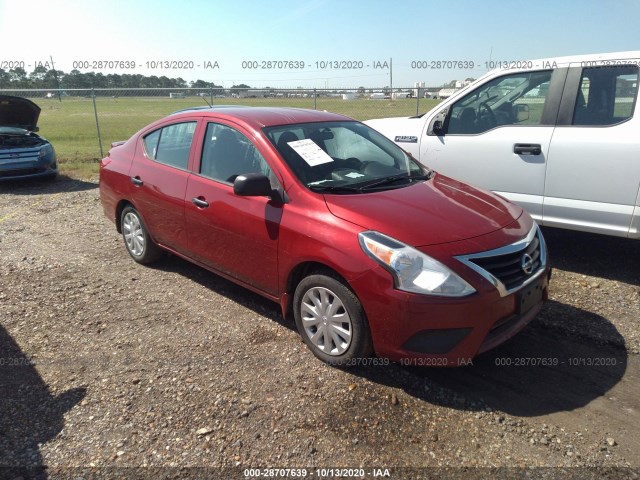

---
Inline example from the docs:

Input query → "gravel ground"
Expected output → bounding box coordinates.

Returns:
[0,176,639,479]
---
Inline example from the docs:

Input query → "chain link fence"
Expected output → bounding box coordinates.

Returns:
[0,87,447,163]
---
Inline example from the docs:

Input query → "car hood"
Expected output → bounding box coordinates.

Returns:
[365,116,424,142]
[0,95,41,132]
[324,173,523,247]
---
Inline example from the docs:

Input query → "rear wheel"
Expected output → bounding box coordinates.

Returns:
[293,272,373,366]
[120,206,162,264]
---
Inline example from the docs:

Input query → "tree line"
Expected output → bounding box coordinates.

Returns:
[0,66,225,90]
[0,66,474,91]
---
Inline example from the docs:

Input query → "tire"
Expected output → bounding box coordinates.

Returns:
[293,272,373,366]
[120,206,163,264]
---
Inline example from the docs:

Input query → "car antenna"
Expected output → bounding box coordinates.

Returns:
[201,95,212,108]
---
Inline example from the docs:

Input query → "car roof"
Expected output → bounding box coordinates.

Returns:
[491,50,640,73]
[539,50,640,65]
[168,106,354,128]
[436,50,640,109]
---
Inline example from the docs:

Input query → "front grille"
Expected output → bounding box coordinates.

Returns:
[455,225,546,296]
[469,235,541,291]
[0,149,40,162]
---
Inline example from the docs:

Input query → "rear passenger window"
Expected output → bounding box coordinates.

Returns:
[143,130,161,159]
[572,66,638,126]
[143,122,196,169]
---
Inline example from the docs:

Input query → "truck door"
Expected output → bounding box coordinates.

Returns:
[544,63,640,237]
[421,68,565,222]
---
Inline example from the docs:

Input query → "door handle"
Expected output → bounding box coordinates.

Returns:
[513,143,542,155]
[191,197,209,208]
[131,176,143,186]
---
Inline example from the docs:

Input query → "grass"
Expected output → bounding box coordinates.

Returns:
[35,96,442,178]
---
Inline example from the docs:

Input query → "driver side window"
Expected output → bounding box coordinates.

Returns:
[447,70,552,135]
[200,123,273,184]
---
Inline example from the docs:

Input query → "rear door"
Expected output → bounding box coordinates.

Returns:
[544,62,640,236]
[421,68,565,221]
[184,120,282,296]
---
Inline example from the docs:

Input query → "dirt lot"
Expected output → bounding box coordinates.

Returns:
[1,176,639,479]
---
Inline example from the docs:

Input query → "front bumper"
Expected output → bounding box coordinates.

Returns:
[350,220,550,366]
[0,158,58,181]
[352,266,549,365]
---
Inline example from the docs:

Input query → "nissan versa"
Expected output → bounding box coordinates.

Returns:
[99,106,550,366]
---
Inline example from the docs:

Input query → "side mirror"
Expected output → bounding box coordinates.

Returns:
[233,173,273,197]
[432,120,444,136]
[515,104,530,122]
[428,109,448,136]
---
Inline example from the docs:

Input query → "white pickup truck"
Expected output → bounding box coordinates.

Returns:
[366,51,640,239]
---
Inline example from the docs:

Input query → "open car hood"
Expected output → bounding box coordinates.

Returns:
[0,95,41,132]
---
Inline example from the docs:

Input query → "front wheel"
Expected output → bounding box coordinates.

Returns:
[293,273,373,366]
[120,206,163,264]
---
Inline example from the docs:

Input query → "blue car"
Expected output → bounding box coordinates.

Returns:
[0,95,57,181]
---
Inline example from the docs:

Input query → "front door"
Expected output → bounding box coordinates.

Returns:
[184,121,282,296]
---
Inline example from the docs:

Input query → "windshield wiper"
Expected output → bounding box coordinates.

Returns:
[308,184,363,194]
[359,171,433,191]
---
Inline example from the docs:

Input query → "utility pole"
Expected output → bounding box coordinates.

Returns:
[50,55,62,102]
[389,57,393,95]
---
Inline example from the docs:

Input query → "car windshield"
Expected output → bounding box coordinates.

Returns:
[264,121,430,193]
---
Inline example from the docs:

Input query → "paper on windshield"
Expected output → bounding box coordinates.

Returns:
[287,139,334,167]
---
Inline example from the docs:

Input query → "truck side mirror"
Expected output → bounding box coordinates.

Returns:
[428,109,448,136]
[432,120,444,136]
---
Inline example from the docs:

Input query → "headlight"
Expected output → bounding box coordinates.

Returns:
[39,144,54,159]
[358,231,475,297]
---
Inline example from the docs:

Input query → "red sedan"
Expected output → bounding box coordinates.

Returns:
[99,107,550,366]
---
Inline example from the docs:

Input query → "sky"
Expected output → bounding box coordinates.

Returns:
[0,0,638,89]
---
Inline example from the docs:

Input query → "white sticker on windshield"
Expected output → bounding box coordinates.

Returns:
[287,139,334,167]
[345,172,365,178]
